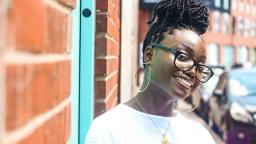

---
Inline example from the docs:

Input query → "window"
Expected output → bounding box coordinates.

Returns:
[232,17,236,34]
[223,0,229,10]
[215,0,221,8]
[254,6,256,16]
[222,46,234,70]
[213,11,220,32]
[246,4,250,14]
[252,21,256,37]
[244,18,250,36]
[251,48,256,66]
[254,6,256,15]
[207,44,219,65]
[238,17,244,35]
[239,1,244,12]
[232,0,237,10]
[238,46,248,64]
[222,13,229,34]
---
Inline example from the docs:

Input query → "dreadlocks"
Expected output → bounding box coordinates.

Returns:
[142,0,209,58]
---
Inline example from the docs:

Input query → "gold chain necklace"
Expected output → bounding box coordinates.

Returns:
[135,96,171,144]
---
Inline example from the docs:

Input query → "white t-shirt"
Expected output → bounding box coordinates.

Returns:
[85,104,215,144]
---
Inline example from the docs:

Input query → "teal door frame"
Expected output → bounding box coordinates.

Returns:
[79,1,95,144]
[70,0,80,143]
[70,1,95,143]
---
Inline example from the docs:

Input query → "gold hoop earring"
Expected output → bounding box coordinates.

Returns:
[135,64,151,93]
[174,89,200,113]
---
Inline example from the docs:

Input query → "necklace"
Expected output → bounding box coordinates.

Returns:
[135,96,171,144]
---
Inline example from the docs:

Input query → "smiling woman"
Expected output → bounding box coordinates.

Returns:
[85,0,215,144]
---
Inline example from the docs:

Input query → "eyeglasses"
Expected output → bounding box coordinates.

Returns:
[151,43,214,83]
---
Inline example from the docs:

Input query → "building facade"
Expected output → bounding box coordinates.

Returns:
[203,0,256,69]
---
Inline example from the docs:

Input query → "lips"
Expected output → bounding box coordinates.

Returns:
[173,75,194,89]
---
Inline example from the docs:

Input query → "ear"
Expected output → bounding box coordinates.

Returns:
[143,46,153,64]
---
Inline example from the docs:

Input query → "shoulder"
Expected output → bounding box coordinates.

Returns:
[85,104,132,144]
[88,104,126,129]
[174,113,216,144]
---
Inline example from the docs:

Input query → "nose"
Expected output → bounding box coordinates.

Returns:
[185,65,197,79]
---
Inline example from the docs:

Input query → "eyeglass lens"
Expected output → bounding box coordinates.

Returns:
[174,53,211,82]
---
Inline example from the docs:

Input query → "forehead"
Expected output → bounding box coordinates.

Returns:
[160,29,206,55]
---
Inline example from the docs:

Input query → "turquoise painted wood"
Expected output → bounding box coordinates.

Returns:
[69,0,80,143]
[79,0,95,144]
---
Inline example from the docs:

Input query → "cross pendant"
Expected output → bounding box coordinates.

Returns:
[161,135,170,144]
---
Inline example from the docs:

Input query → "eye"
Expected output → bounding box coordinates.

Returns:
[177,53,190,62]
[197,66,205,73]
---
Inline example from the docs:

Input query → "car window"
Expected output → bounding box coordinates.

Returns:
[228,73,256,97]
[201,67,225,100]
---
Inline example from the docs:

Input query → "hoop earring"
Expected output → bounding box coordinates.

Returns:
[135,64,151,93]
[174,88,200,113]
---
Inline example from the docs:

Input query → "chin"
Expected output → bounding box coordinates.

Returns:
[171,90,190,100]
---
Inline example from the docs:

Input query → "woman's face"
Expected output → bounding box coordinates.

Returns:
[145,29,206,99]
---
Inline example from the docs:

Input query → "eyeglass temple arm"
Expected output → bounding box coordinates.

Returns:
[151,43,177,54]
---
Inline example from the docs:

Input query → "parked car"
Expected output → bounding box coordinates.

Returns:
[193,65,225,123]
[208,68,256,144]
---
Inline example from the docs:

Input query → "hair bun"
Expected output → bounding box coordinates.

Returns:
[150,0,209,34]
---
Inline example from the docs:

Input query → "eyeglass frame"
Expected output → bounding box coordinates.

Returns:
[151,42,214,83]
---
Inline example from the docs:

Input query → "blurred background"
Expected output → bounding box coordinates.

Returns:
[0,0,256,144]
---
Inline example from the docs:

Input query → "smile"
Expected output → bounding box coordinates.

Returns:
[174,76,193,87]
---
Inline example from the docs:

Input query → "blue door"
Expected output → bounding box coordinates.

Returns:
[70,0,95,143]
[79,0,95,144]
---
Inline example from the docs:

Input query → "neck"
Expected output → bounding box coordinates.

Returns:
[135,81,177,117]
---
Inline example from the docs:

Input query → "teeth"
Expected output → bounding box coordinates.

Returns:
[176,77,192,87]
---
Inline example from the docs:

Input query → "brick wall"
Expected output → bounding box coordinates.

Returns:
[0,0,76,143]
[95,0,121,117]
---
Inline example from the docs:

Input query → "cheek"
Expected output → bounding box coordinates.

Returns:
[191,81,200,93]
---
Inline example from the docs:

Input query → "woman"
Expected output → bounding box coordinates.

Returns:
[85,0,215,143]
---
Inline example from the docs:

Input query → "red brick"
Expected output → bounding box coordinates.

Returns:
[107,18,120,43]
[108,0,115,21]
[96,0,108,11]
[96,14,108,33]
[11,0,70,54]
[11,0,46,53]
[32,60,71,115]
[59,0,76,9]
[19,104,70,144]
[64,103,71,142]
[5,59,71,130]
[94,102,106,118]
[95,36,119,56]
[94,86,118,117]
[105,86,118,110]
[94,0,121,118]
[66,15,72,53]
[107,0,120,21]
[95,58,119,77]
[6,64,20,130]
[45,5,68,53]
[96,14,120,43]
[56,60,71,104]
[44,106,65,144]
[19,126,45,144]
[95,72,119,99]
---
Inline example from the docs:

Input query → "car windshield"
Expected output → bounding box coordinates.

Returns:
[228,72,256,97]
